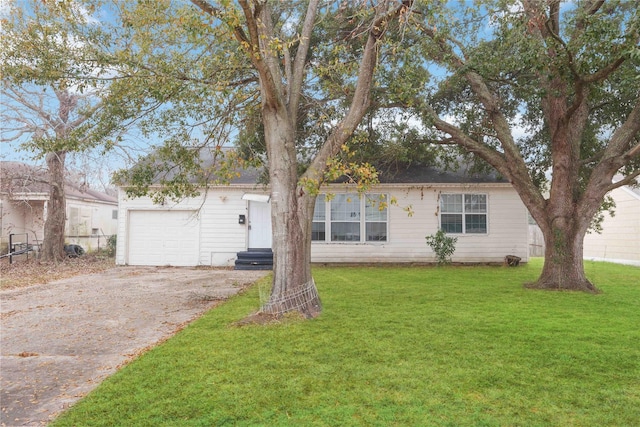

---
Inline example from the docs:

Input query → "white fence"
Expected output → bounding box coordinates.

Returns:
[529,224,545,257]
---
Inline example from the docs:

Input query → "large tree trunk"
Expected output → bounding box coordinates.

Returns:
[261,189,320,317]
[259,107,321,318]
[40,151,67,263]
[528,212,599,292]
[232,0,399,319]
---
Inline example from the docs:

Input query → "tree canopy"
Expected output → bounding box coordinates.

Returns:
[405,0,639,290]
[3,0,638,300]
[62,0,413,316]
[1,0,118,261]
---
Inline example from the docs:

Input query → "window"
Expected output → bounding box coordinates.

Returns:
[312,193,388,243]
[68,207,80,235]
[365,194,388,241]
[440,194,487,234]
[312,196,326,241]
[331,194,361,241]
[112,210,118,220]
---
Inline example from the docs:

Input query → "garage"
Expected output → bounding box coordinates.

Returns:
[127,210,200,266]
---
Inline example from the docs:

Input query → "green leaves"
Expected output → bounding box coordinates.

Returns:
[425,229,457,266]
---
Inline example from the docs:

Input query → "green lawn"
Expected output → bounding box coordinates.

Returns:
[53,259,640,426]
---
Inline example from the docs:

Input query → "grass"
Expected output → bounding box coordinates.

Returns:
[52,259,640,426]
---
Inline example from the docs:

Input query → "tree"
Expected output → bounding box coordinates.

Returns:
[406,0,639,291]
[88,0,412,318]
[2,3,91,262]
[1,1,136,262]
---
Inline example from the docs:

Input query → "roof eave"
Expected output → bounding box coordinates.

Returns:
[10,192,49,201]
[119,181,513,193]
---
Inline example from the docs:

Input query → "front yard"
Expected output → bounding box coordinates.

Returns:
[52,259,640,426]
[0,254,115,290]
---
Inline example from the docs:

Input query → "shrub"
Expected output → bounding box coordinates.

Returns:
[425,229,457,265]
[106,235,117,257]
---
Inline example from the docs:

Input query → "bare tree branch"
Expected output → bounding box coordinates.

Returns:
[287,0,321,122]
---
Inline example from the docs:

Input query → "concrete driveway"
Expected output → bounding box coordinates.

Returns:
[0,266,267,426]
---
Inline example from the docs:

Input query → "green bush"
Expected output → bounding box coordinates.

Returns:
[106,235,117,257]
[425,229,457,265]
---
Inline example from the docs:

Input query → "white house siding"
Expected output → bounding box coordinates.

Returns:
[119,183,528,267]
[198,188,250,265]
[65,199,118,251]
[117,186,258,267]
[310,184,529,264]
[0,197,45,251]
[583,186,640,266]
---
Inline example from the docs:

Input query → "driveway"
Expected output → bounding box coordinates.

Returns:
[0,266,268,426]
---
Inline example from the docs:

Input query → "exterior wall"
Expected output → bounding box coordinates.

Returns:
[0,196,45,253]
[1,195,117,255]
[116,186,257,266]
[65,199,118,252]
[198,189,252,265]
[583,186,640,266]
[119,183,529,267]
[311,184,529,264]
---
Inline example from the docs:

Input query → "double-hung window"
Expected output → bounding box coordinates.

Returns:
[440,194,487,234]
[330,194,361,241]
[312,193,388,242]
[364,194,388,241]
[312,195,327,241]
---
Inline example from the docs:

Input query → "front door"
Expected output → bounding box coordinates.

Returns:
[248,201,272,249]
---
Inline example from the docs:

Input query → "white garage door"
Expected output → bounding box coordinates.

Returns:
[127,210,200,266]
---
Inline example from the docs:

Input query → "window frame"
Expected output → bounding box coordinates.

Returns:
[439,193,488,235]
[330,194,362,242]
[312,193,389,243]
[311,195,327,242]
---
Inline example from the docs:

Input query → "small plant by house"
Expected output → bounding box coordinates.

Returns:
[426,229,457,265]
[106,235,117,257]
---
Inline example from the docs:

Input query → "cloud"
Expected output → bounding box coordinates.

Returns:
[67,2,100,25]
[0,0,13,17]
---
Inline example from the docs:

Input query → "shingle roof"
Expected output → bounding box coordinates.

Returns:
[225,163,507,186]
[317,159,508,185]
[376,164,507,184]
[120,146,507,187]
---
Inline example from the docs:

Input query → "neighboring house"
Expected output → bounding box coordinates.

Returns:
[116,165,529,267]
[0,161,118,254]
[583,183,640,266]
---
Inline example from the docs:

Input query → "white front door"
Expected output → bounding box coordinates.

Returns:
[248,201,272,249]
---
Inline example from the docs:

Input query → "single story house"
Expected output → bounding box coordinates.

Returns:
[0,161,118,254]
[583,183,640,266]
[115,165,529,267]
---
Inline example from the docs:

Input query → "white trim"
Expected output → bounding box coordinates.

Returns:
[312,193,389,244]
[584,257,640,267]
[242,193,271,203]
[10,192,49,201]
[439,192,489,235]
[620,185,640,201]
[126,209,201,266]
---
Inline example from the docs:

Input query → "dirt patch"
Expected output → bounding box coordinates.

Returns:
[0,266,268,426]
